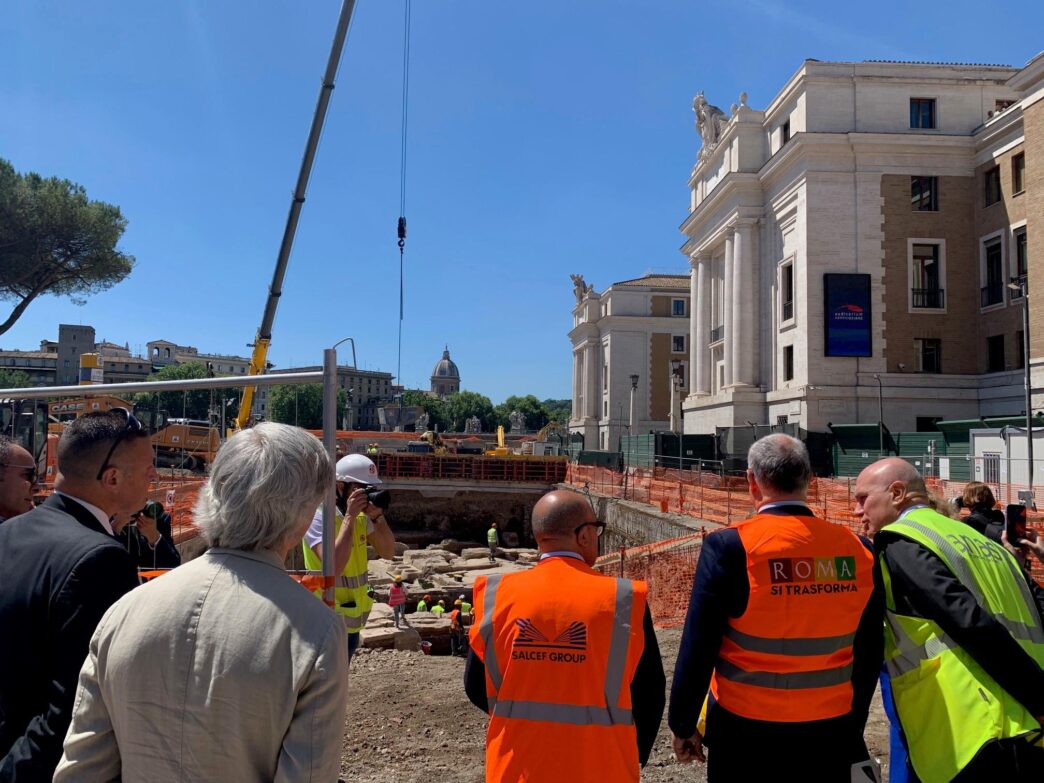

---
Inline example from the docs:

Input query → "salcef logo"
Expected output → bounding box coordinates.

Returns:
[511,618,587,663]
[768,556,858,596]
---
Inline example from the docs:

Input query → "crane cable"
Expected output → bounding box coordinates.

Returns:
[396,0,412,388]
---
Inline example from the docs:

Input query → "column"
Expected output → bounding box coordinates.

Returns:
[733,221,756,386]
[584,343,599,418]
[691,255,710,395]
[572,352,582,418]
[723,230,735,387]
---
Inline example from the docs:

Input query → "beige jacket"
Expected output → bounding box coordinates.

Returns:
[54,548,349,782]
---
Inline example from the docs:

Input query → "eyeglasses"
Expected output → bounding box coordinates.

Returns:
[95,408,147,481]
[574,521,606,537]
[0,463,37,484]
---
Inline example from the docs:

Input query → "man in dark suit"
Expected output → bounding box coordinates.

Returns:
[0,409,157,781]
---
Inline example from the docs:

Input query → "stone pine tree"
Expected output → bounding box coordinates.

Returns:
[0,158,134,337]
[267,384,347,429]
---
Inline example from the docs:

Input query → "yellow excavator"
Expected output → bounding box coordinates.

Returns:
[485,426,511,457]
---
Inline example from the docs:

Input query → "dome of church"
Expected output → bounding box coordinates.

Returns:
[431,347,459,378]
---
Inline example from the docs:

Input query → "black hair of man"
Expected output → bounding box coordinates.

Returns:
[57,411,150,482]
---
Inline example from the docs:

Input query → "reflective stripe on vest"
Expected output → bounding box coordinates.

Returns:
[881,508,1044,782]
[710,514,875,723]
[894,514,1044,645]
[471,561,647,783]
[301,509,372,630]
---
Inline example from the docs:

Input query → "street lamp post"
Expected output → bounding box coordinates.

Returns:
[628,373,639,473]
[873,373,884,455]
[1009,277,1033,497]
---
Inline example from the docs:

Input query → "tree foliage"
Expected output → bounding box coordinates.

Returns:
[0,159,134,337]
[401,390,448,431]
[541,398,572,424]
[0,369,31,389]
[494,394,549,432]
[267,384,347,429]
[446,390,496,432]
[132,362,239,423]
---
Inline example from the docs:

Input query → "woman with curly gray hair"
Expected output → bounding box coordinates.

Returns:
[56,423,349,782]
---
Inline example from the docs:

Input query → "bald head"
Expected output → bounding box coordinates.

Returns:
[853,457,929,535]
[860,457,926,496]
[532,490,595,539]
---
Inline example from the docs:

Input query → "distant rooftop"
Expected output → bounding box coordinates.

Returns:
[614,274,690,289]
[861,59,1013,68]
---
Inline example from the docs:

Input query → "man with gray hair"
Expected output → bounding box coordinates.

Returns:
[55,423,350,782]
[670,434,882,781]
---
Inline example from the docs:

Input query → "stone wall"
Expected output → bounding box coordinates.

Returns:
[384,488,540,547]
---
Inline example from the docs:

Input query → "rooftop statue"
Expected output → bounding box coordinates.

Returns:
[570,274,593,303]
[693,91,728,162]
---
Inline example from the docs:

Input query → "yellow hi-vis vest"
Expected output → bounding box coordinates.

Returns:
[880,507,1044,783]
[302,509,373,633]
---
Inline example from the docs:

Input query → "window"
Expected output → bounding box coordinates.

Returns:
[1013,229,1028,294]
[981,239,1004,307]
[672,335,686,353]
[915,338,942,373]
[777,415,790,426]
[63,360,70,368]
[911,176,938,211]
[984,166,1001,206]
[671,298,687,317]
[983,452,1001,484]
[910,98,936,129]
[986,335,1005,372]
[603,363,608,391]
[1017,331,1026,369]
[781,120,791,145]
[780,263,795,322]
[910,243,944,308]
[1013,153,1025,195]
[783,346,794,381]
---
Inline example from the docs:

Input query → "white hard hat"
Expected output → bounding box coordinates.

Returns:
[335,453,382,485]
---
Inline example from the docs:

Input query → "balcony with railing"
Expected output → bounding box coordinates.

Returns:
[911,288,945,309]
[981,283,1004,308]
[709,325,724,343]
[1010,274,1027,300]
[782,299,794,321]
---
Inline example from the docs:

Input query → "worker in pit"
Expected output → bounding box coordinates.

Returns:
[417,594,432,613]
[431,599,446,616]
[670,434,882,781]
[449,599,467,657]
[458,593,473,618]
[302,454,396,663]
[487,522,499,563]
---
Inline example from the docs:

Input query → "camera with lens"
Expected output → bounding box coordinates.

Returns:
[365,486,391,511]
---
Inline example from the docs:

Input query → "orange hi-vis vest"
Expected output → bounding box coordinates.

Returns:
[469,556,648,783]
[710,512,875,723]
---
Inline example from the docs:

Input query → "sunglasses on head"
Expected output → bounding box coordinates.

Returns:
[95,407,147,481]
[0,462,37,484]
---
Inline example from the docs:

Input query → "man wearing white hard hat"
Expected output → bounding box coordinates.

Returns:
[302,453,397,661]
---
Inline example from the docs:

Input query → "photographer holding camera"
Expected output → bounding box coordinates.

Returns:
[302,453,397,662]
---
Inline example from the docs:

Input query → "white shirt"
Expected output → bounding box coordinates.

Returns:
[538,550,585,562]
[55,491,113,536]
[303,506,374,550]
[758,500,812,513]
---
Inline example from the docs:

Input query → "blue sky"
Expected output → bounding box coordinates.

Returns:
[2,1,1042,402]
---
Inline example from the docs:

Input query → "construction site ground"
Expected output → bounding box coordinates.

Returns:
[341,627,892,783]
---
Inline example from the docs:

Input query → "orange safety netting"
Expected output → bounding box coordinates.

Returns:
[146,477,206,545]
[579,465,1044,614]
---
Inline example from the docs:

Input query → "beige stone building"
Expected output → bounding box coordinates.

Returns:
[679,54,1044,435]
[568,274,690,450]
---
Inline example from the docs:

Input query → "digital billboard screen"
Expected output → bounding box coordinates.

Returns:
[823,273,872,357]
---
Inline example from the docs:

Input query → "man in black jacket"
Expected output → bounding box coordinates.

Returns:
[0,410,157,781]
[114,500,181,569]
